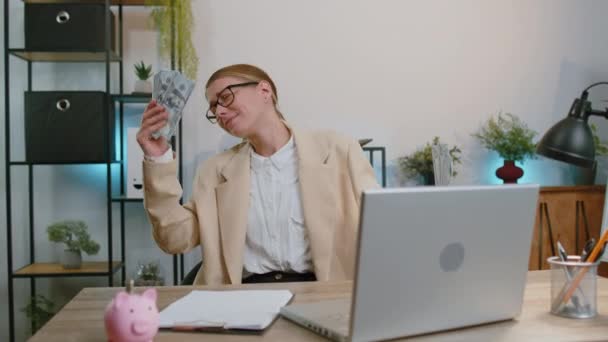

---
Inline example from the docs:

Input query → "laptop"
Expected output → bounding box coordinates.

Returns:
[280,184,539,342]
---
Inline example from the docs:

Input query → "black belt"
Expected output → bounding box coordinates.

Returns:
[242,271,316,284]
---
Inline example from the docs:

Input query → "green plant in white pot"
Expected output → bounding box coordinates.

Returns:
[47,220,100,269]
[134,260,165,286]
[133,61,153,94]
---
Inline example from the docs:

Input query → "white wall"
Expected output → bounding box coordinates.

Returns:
[183,0,608,187]
[3,0,608,340]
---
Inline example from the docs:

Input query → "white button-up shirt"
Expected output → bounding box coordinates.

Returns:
[243,136,314,275]
[147,137,314,276]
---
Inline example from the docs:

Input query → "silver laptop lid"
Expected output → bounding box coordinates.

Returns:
[349,184,539,342]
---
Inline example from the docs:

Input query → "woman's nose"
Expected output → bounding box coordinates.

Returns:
[216,104,230,117]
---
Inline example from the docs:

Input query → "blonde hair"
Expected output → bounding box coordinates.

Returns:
[206,64,284,120]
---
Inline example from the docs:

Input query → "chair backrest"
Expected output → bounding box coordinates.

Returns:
[180,261,202,285]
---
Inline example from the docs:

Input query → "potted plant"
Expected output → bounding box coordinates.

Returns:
[47,220,100,269]
[21,294,55,334]
[472,112,537,184]
[133,61,153,94]
[134,260,165,286]
[398,136,462,185]
[147,0,199,79]
[591,123,608,156]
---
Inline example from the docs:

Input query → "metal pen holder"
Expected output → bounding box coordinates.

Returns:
[548,256,600,319]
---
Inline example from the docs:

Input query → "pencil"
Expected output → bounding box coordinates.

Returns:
[561,228,608,304]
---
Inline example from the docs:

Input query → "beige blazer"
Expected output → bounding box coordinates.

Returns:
[143,127,379,285]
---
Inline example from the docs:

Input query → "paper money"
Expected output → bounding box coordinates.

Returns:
[153,70,174,99]
[151,70,195,140]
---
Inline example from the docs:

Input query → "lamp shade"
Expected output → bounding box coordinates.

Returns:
[536,116,595,168]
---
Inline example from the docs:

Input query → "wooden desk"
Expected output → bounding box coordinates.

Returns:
[31,271,608,341]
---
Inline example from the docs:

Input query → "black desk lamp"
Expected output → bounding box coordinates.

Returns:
[536,82,608,168]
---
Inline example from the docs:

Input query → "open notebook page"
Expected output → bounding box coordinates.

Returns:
[159,290,294,330]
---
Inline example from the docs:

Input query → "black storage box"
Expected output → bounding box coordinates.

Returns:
[25,91,115,163]
[25,3,116,51]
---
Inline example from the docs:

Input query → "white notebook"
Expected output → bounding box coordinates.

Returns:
[159,290,294,331]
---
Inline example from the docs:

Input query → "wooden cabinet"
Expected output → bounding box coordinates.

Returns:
[529,186,606,271]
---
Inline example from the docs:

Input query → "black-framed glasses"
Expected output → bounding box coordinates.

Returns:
[206,81,259,124]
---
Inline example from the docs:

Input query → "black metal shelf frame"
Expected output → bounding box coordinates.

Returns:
[3,1,183,340]
[362,146,387,187]
[112,196,144,202]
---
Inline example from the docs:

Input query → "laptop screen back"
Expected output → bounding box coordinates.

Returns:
[349,184,539,342]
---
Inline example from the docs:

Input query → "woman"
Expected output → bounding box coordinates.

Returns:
[138,64,378,285]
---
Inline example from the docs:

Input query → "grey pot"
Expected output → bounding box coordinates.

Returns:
[61,250,82,269]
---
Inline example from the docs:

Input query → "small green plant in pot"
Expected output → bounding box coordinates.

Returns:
[472,112,537,184]
[398,136,462,185]
[47,220,100,269]
[133,61,153,94]
[134,260,165,286]
[591,123,608,157]
[21,294,55,334]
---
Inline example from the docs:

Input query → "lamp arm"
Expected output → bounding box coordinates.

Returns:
[588,109,608,120]
[583,81,608,94]
[578,82,608,120]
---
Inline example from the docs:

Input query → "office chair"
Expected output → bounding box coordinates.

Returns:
[181,261,202,285]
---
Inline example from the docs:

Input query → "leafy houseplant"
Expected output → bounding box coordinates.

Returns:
[21,295,55,334]
[47,221,100,269]
[576,123,608,185]
[591,123,608,157]
[147,0,199,80]
[398,136,462,185]
[473,112,537,183]
[133,61,153,94]
[134,260,165,286]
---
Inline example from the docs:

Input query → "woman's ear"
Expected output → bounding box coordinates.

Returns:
[258,81,273,101]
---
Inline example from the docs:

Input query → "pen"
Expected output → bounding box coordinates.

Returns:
[581,238,595,262]
[561,229,608,304]
[552,241,588,311]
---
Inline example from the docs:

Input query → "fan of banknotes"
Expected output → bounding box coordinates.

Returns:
[151,70,195,140]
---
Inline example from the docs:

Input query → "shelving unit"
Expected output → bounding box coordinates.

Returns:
[4,1,183,340]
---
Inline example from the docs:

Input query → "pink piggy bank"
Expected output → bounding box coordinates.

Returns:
[104,288,159,342]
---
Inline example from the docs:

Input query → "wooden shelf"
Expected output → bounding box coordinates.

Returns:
[10,160,121,165]
[112,196,143,202]
[112,94,151,103]
[9,49,121,62]
[13,261,123,278]
[23,0,161,5]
